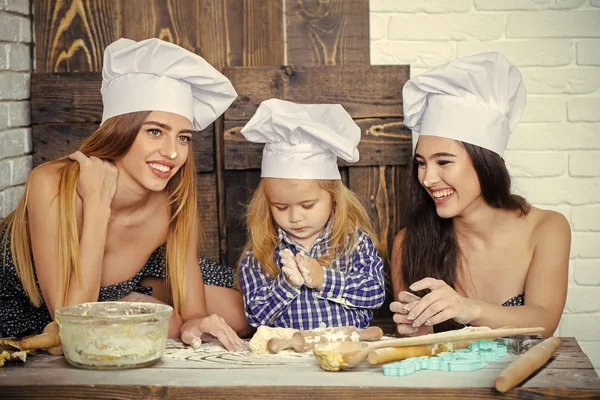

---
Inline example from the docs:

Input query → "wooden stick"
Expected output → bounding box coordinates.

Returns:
[495,336,561,393]
[19,333,61,350]
[268,326,383,353]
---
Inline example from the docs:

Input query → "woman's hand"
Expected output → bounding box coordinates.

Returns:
[69,151,118,206]
[406,278,479,328]
[180,314,248,352]
[296,253,324,290]
[390,291,433,336]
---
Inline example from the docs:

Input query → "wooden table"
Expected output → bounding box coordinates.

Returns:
[0,337,598,399]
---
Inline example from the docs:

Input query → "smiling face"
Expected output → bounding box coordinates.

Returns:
[414,136,484,219]
[115,111,193,192]
[265,179,333,250]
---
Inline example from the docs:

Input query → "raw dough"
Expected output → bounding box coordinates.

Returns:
[249,326,298,354]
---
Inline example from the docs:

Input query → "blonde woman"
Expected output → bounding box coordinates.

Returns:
[0,38,249,351]
[238,99,386,330]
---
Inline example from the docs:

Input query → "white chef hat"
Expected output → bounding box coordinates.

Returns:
[402,52,526,157]
[240,99,361,180]
[101,38,237,131]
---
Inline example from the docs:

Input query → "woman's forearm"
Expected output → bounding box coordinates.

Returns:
[468,300,560,337]
[65,203,111,305]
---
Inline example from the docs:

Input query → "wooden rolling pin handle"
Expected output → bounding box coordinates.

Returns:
[19,332,61,350]
[359,326,384,341]
[367,340,472,365]
[495,336,561,393]
[267,335,304,354]
[368,345,433,365]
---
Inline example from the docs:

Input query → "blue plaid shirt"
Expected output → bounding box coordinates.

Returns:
[239,226,385,330]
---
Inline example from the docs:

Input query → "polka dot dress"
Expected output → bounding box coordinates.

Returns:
[0,236,234,338]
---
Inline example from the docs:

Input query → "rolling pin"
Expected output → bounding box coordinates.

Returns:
[367,340,473,365]
[267,326,383,353]
[495,336,561,393]
[0,332,60,351]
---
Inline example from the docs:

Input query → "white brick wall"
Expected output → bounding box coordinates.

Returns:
[0,1,31,218]
[371,0,600,371]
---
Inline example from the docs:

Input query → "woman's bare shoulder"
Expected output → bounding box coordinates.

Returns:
[28,162,66,197]
[527,206,571,241]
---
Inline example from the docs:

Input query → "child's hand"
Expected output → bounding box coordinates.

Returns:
[296,252,324,290]
[280,249,304,287]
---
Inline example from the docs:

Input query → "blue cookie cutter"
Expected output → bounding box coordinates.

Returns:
[382,340,508,376]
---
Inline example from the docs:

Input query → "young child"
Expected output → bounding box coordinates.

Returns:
[238,99,386,330]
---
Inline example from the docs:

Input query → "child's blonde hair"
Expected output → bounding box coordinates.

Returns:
[0,111,198,314]
[239,178,381,279]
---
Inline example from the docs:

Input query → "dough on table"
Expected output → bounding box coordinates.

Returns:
[249,326,298,354]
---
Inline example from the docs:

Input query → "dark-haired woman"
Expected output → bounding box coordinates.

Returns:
[390,52,570,338]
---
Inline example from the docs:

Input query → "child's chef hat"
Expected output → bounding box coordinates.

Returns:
[402,52,526,157]
[101,38,237,130]
[240,99,360,180]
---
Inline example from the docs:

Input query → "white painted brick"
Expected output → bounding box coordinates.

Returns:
[504,151,566,177]
[371,0,471,13]
[521,96,566,122]
[388,14,504,41]
[8,42,29,71]
[0,42,29,71]
[0,190,5,218]
[457,40,573,67]
[9,155,31,186]
[511,177,600,206]
[7,100,29,127]
[560,315,600,340]
[569,151,600,177]
[0,128,31,158]
[531,204,571,222]
[520,67,600,95]
[371,41,455,67]
[507,11,600,38]
[0,159,10,190]
[571,232,600,258]
[508,123,600,151]
[0,43,7,70]
[475,0,585,10]
[2,0,29,15]
[568,98,600,122]
[574,259,600,285]
[0,12,30,42]
[577,40,600,66]
[568,259,575,285]
[0,102,7,130]
[370,14,386,41]
[566,287,600,313]
[0,184,24,218]
[0,71,30,100]
[571,205,600,231]
[579,341,600,369]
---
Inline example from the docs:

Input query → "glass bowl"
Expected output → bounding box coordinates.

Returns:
[55,301,173,370]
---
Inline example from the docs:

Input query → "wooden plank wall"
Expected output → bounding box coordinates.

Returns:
[30,1,411,287]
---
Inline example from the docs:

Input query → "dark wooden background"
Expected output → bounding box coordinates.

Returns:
[30,1,412,314]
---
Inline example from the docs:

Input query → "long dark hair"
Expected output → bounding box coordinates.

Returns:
[401,141,530,331]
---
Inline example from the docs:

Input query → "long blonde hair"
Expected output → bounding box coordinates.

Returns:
[240,178,380,279]
[0,111,198,314]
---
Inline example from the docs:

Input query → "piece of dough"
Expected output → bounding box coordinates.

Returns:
[249,326,298,354]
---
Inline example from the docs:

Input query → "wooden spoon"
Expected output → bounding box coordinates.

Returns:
[313,326,545,371]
